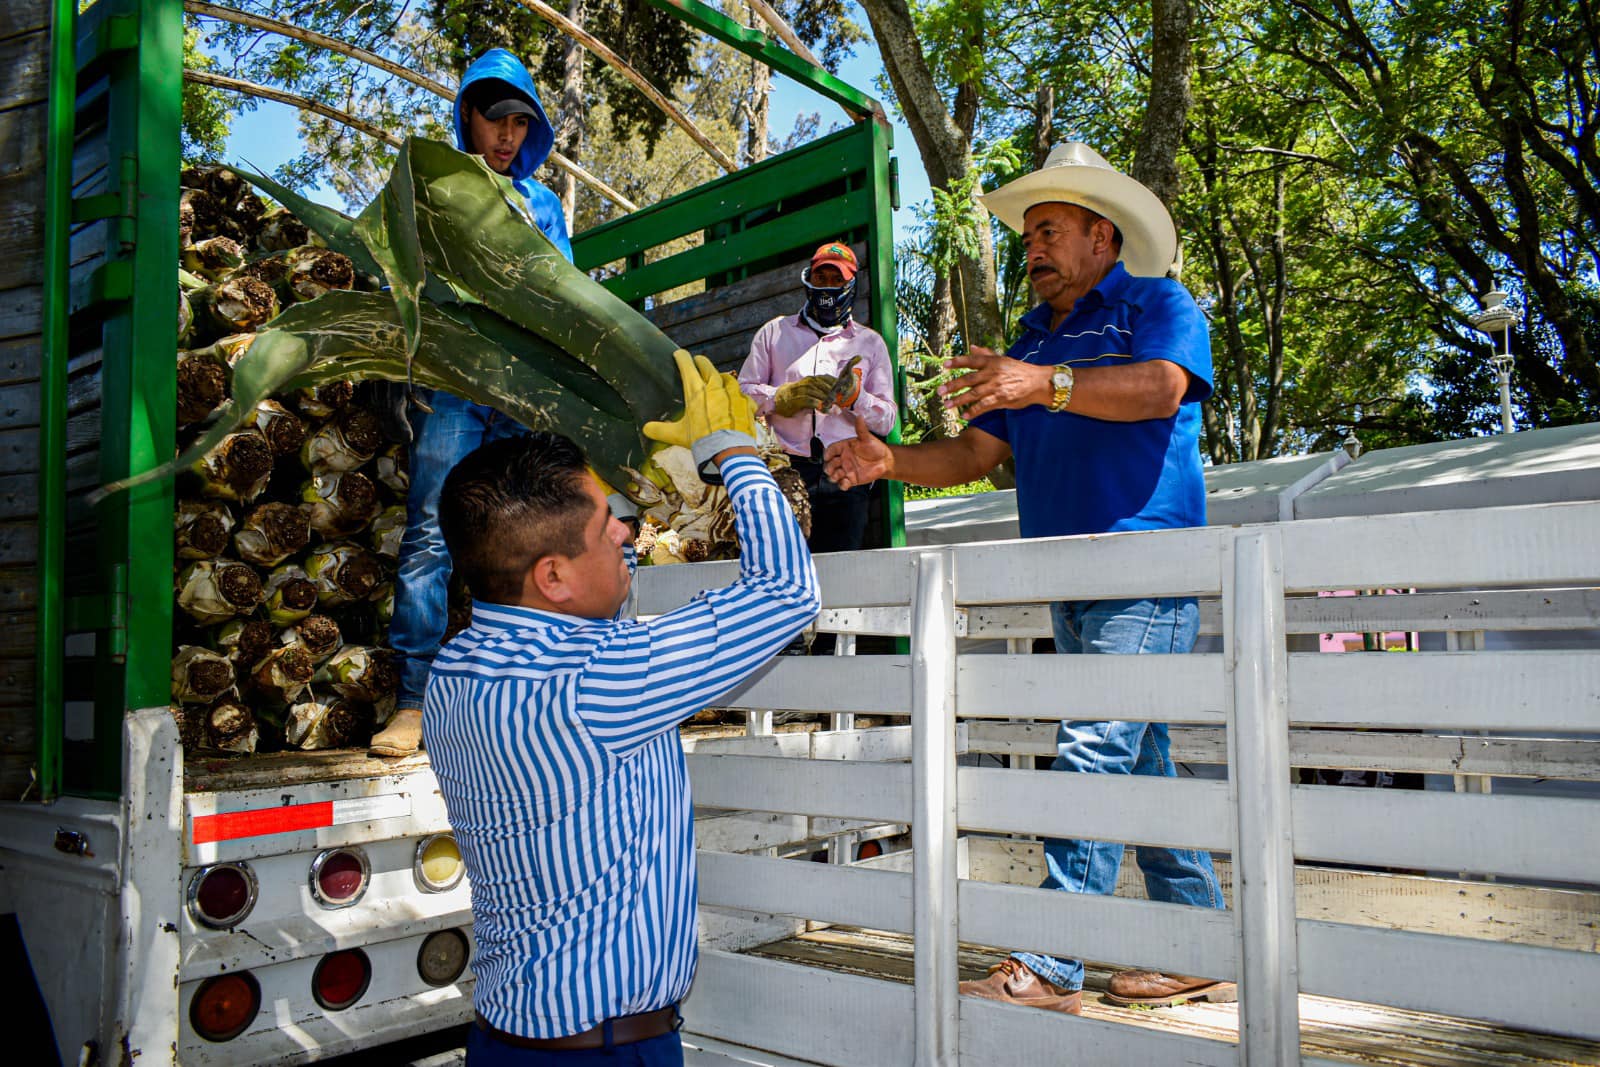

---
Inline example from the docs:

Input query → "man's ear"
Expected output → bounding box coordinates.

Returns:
[525,554,572,607]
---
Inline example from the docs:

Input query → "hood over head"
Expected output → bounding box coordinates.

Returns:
[455,49,556,183]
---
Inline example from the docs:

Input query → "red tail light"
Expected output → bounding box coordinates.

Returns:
[312,948,371,1011]
[190,972,260,1041]
[187,863,258,929]
[309,847,369,908]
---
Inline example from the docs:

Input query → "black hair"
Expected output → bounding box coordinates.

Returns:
[438,432,594,605]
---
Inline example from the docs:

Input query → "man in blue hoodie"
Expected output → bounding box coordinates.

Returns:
[370,49,574,756]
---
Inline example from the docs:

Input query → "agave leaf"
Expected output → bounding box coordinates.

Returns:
[400,138,679,424]
[96,290,647,501]
[234,168,384,280]
[355,142,425,362]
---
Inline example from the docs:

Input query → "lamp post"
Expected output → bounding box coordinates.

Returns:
[1466,288,1520,434]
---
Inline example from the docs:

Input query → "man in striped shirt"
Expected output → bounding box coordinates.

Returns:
[425,354,819,1063]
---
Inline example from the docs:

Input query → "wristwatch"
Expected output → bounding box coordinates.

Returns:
[1047,364,1074,412]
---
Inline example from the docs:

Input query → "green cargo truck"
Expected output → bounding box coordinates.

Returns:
[0,1,901,1060]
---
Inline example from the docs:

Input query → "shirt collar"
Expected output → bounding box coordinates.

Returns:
[1021,261,1133,335]
[469,600,584,633]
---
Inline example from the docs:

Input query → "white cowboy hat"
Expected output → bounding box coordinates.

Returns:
[980,142,1177,278]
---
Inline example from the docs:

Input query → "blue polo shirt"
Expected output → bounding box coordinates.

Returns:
[969,263,1213,538]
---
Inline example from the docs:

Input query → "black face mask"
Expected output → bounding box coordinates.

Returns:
[802,267,857,327]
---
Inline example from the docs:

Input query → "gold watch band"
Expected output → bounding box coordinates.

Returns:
[1048,364,1074,412]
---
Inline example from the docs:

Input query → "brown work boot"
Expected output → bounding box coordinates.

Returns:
[959,958,1082,1015]
[1104,970,1237,1007]
[368,707,423,758]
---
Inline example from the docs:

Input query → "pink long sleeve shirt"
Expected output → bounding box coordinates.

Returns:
[738,314,898,458]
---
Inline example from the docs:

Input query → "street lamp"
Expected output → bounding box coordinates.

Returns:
[1466,288,1520,433]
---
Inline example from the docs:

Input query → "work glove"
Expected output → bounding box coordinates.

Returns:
[643,350,758,484]
[773,375,837,417]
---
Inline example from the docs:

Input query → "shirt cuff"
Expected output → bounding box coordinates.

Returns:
[692,429,758,484]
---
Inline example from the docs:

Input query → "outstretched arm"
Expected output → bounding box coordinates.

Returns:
[824,416,1009,490]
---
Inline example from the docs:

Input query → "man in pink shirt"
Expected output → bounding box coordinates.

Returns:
[739,242,898,554]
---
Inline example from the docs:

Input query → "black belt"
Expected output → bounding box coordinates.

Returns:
[475,1005,680,1051]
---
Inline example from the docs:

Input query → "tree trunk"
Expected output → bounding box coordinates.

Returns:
[554,0,586,230]
[857,0,1003,349]
[1132,0,1193,213]
[1033,83,1055,169]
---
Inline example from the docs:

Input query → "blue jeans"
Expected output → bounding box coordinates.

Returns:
[466,1028,683,1066]
[391,391,528,709]
[1012,597,1226,991]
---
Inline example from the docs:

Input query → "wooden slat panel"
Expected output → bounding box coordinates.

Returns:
[959,878,1236,981]
[1297,922,1600,1041]
[957,653,1226,723]
[1282,500,1600,593]
[0,563,37,611]
[0,285,41,341]
[0,0,49,37]
[961,995,1239,1067]
[966,837,1600,953]
[0,31,47,111]
[633,543,918,613]
[1289,651,1600,731]
[1292,787,1600,884]
[0,518,37,564]
[952,525,1227,604]
[965,719,1600,781]
[719,655,910,714]
[957,766,1234,850]
[683,950,913,1067]
[688,753,911,823]
[697,850,912,932]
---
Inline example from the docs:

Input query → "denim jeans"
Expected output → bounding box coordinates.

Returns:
[1012,596,1226,991]
[391,391,528,709]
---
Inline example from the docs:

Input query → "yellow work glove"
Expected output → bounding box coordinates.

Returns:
[772,375,836,417]
[642,351,758,483]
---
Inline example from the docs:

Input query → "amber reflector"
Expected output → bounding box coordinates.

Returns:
[190,972,260,1042]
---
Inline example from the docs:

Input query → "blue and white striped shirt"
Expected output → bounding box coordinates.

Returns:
[423,453,819,1037]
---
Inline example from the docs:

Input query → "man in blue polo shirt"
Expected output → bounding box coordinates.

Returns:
[825,143,1231,1015]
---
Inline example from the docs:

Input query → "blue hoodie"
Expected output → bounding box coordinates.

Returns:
[455,48,573,262]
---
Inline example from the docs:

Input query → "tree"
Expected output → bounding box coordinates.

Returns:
[857,0,1005,351]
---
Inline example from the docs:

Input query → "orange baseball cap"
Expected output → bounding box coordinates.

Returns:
[810,241,858,281]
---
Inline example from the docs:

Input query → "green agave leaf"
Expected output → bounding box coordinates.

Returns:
[355,144,425,362]
[234,169,384,280]
[400,137,681,426]
[93,290,645,502]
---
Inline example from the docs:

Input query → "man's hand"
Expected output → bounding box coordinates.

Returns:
[824,415,891,490]
[643,350,757,446]
[773,375,836,417]
[938,346,1052,419]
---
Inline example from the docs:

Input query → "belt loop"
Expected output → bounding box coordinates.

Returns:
[602,1016,615,1052]
[671,1004,684,1032]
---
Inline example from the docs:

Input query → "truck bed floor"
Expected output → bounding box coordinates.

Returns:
[747,927,1600,1066]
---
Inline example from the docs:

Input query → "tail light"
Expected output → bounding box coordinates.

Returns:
[308,847,369,908]
[417,928,470,987]
[190,972,260,1041]
[187,863,258,929]
[414,833,465,892]
[312,948,371,1011]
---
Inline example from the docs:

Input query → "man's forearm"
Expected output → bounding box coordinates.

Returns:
[885,436,999,488]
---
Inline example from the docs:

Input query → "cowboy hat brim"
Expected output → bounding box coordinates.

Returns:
[981,166,1177,278]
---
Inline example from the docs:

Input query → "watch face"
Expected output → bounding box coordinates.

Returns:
[1052,369,1071,389]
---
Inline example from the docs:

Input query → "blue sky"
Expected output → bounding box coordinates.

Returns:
[218,9,932,242]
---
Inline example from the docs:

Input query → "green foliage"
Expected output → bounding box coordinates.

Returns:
[904,479,996,500]
[893,0,1598,462]
[181,26,236,163]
